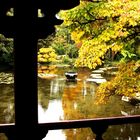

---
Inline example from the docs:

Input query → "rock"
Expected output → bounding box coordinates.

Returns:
[86,78,107,84]
[92,69,104,74]
[0,72,14,84]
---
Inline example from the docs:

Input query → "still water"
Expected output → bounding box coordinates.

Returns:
[0,65,140,139]
[38,65,140,140]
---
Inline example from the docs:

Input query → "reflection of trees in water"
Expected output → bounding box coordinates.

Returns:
[38,65,58,74]
[62,67,100,120]
[62,80,98,120]
[38,66,92,113]
[50,78,65,99]
[103,123,140,140]
[0,84,14,123]
[62,85,140,140]
[62,81,82,120]
[63,128,95,140]
[38,66,140,139]
[38,77,65,110]
[38,79,50,110]
[63,123,140,140]
[77,67,91,80]
[0,133,7,140]
[62,78,140,120]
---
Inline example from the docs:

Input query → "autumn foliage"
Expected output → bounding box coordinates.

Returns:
[95,60,140,104]
[38,47,57,63]
[59,0,140,69]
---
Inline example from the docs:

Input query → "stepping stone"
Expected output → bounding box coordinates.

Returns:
[92,69,104,74]
[86,78,107,84]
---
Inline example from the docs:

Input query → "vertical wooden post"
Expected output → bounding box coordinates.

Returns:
[91,125,108,140]
[14,1,39,139]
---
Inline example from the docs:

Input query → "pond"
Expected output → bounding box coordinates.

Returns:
[38,65,140,140]
[0,65,140,139]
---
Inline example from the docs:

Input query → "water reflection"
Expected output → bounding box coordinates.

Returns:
[38,100,64,122]
[43,128,95,140]
[104,124,140,140]
[0,84,14,124]
[38,67,99,122]
[38,66,140,140]
[38,66,140,122]
[0,66,139,140]
[43,130,66,140]
[43,123,140,140]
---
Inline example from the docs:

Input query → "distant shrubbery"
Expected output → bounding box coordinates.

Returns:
[0,34,14,66]
[38,47,57,64]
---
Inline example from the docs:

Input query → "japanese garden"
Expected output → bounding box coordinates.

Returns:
[0,0,140,139]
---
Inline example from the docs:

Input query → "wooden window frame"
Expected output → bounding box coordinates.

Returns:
[0,1,139,139]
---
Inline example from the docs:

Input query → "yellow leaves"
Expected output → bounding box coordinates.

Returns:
[94,81,114,105]
[129,18,137,26]
[96,58,102,65]
[94,61,140,104]
[114,61,139,96]
[71,29,85,44]
[38,47,57,63]
[39,47,55,54]
[74,40,108,69]
[73,27,126,69]
[58,0,140,71]
[111,43,123,52]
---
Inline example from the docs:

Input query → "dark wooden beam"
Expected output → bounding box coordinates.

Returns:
[14,0,38,139]
[38,115,140,130]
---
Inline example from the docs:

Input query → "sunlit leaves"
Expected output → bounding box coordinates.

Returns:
[74,34,123,69]
[59,0,140,69]
[71,29,85,43]
[75,40,107,69]
[38,47,57,63]
[95,61,140,104]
